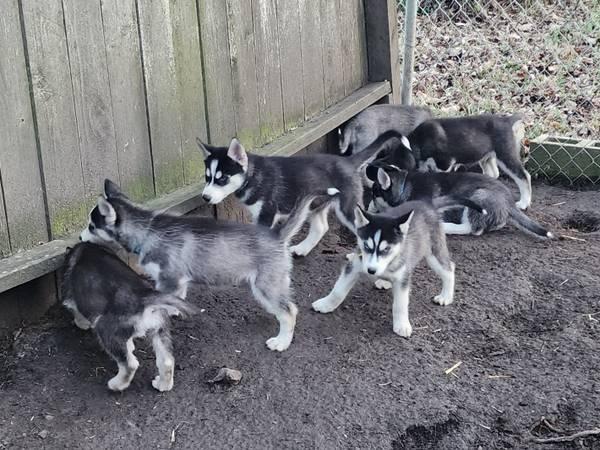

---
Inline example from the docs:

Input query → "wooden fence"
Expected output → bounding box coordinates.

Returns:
[0,0,384,258]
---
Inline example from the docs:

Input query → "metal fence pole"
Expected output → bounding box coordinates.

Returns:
[401,0,418,105]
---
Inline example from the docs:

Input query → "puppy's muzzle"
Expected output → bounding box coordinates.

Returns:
[367,268,377,275]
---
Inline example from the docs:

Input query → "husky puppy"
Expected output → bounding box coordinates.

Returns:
[80,179,319,352]
[339,104,433,155]
[368,164,553,239]
[198,134,398,257]
[398,114,532,210]
[62,242,196,392]
[312,202,455,338]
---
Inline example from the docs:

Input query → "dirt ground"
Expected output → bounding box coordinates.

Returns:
[0,181,599,450]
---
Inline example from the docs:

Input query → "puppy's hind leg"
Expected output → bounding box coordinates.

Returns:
[312,256,361,313]
[251,274,297,352]
[442,208,473,235]
[496,157,532,210]
[151,328,175,392]
[290,205,330,257]
[96,319,139,391]
[426,241,455,306]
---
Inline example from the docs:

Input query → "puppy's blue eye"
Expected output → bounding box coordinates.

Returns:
[379,248,389,255]
[88,224,96,232]
[215,176,229,186]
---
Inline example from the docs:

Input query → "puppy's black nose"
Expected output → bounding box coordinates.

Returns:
[367,268,376,275]
[202,194,211,202]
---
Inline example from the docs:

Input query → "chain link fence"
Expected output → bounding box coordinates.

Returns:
[397,0,600,184]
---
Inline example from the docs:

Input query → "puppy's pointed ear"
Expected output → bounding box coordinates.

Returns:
[97,196,117,226]
[401,135,411,151]
[354,205,370,229]
[377,168,392,190]
[397,210,415,235]
[196,137,212,159]
[104,179,123,199]
[227,138,248,170]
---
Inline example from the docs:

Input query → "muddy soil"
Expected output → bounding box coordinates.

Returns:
[0,182,599,450]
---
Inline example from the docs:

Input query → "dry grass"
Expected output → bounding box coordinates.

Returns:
[398,0,599,140]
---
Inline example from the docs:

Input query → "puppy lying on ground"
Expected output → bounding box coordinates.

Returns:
[62,242,196,392]
[368,164,553,239]
[80,179,320,352]
[339,104,432,155]
[313,201,456,338]
[398,114,532,210]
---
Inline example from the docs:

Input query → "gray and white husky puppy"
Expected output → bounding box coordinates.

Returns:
[396,113,532,210]
[368,164,553,239]
[313,201,456,338]
[198,134,398,257]
[339,104,433,155]
[62,242,196,392]
[80,179,319,352]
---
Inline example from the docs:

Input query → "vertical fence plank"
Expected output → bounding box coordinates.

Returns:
[276,0,304,131]
[62,0,120,200]
[346,0,368,92]
[320,0,345,107]
[225,0,260,147]
[137,0,185,195]
[0,180,11,257]
[198,0,236,145]
[21,0,87,239]
[0,0,49,251]
[171,0,208,184]
[252,0,284,144]
[298,0,325,119]
[100,0,154,202]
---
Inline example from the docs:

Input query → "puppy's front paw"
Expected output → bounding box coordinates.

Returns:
[152,375,173,392]
[289,244,310,257]
[345,252,356,261]
[374,279,392,290]
[266,336,292,352]
[73,317,91,330]
[108,376,130,392]
[312,296,338,313]
[433,294,453,306]
[515,200,529,210]
[393,321,413,338]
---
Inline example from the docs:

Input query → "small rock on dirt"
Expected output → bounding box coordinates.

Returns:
[38,430,49,439]
[208,368,242,385]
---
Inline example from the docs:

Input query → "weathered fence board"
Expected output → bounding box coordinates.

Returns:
[101,0,154,202]
[298,0,325,119]
[276,0,305,131]
[171,0,208,185]
[225,0,261,147]
[0,0,49,251]
[0,180,10,257]
[63,0,121,200]
[137,0,186,195]
[252,0,284,144]
[21,0,88,240]
[346,0,368,91]
[198,0,236,145]
[320,0,346,107]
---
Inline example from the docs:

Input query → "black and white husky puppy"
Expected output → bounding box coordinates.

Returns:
[339,104,433,155]
[313,201,456,338]
[80,179,320,352]
[62,242,196,392]
[398,114,532,210]
[368,164,553,239]
[198,135,398,257]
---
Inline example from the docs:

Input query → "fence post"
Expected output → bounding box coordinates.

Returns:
[364,0,401,104]
[400,0,417,105]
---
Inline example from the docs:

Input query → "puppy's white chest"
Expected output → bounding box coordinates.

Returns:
[246,200,264,221]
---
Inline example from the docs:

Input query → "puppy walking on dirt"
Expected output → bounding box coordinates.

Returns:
[198,134,399,257]
[313,201,456,338]
[80,179,320,352]
[397,114,533,210]
[62,242,196,392]
[368,165,553,239]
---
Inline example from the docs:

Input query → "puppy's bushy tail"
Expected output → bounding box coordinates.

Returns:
[508,208,553,239]
[146,294,198,318]
[433,195,487,215]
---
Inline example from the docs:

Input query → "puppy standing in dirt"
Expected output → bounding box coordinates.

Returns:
[398,114,533,210]
[198,134,400,257]
[62,242,196,392]
[368,164,553,239]
[80,180,321,352]
[313,201,456,338]
[338,104,433,155]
